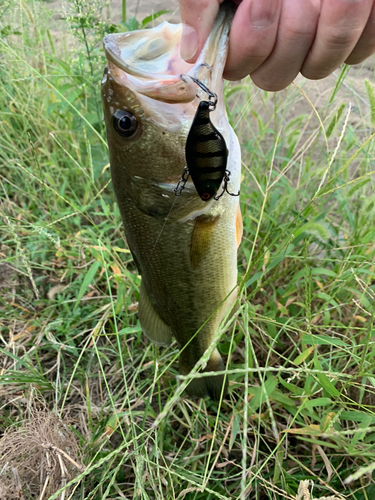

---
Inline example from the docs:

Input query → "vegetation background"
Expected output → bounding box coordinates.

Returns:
[1,0,375,499]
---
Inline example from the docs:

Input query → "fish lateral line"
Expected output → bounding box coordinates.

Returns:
[174,73,240,202]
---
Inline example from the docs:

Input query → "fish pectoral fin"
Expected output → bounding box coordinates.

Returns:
[236,204,243,248]
[139,282,172,345]
[179,348,228,401]
[190,214,220,270]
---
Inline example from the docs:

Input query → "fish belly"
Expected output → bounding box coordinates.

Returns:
[120,192,238,400]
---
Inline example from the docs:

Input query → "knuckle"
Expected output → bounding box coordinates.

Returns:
[280,19,317,40]
[324,26,362,50]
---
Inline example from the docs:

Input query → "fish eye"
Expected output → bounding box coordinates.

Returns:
[112,110,138,138]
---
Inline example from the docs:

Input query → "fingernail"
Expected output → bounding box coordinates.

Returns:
[180,23,198,61]
[250,0,279,29]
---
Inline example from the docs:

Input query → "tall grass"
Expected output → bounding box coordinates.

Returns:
[0,1,375,499]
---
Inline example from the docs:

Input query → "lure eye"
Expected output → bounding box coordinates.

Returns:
[112,110,138,138]
[197,183,216,201]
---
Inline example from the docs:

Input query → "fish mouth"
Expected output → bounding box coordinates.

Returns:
[103,7,233,106]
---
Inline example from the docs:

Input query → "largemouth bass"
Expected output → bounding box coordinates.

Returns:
[101,3,242,400]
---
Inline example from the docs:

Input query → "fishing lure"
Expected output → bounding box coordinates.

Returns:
[175,74,239,202]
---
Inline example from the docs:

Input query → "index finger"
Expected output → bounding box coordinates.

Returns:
[179,0,223,62]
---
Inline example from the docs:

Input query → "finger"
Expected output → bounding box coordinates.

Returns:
[223,0,282,81]
[345,1,375,64]
[179,0,222,62]
[250,0,320,91]
[302,0,373,80]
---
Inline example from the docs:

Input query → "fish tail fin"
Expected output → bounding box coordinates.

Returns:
[179,349,228,401]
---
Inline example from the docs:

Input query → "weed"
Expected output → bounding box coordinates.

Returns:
[0,1,375,499]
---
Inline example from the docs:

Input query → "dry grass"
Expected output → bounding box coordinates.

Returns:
[0,397,83,499]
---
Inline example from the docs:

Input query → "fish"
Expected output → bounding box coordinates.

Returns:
[101,2,242,401]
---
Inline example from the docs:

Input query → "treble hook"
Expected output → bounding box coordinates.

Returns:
[180,72,218,110]
[193,62,213,79]
[214,171,240,201]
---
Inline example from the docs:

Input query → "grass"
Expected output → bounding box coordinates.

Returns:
[1,0,375,498]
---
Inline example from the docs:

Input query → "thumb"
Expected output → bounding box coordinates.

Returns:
[179,0,223,62]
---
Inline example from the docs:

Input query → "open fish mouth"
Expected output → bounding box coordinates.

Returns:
[101,2,237,210]
[102,7,233,107]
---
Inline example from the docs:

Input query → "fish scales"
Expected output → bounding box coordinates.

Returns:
[101,2,242,400]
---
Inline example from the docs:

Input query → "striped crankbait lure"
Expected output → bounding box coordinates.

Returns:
[175,73,240,202]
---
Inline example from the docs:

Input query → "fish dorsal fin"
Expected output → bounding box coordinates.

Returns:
[139,282,172,345]
[190,214,220,270]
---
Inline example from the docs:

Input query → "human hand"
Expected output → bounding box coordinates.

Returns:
[179,0,375,91]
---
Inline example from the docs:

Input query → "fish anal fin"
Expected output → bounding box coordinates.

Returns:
[179,348,228,401]
[190,214,220,270]
[139,281,172,345]
[236,204,243,248]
